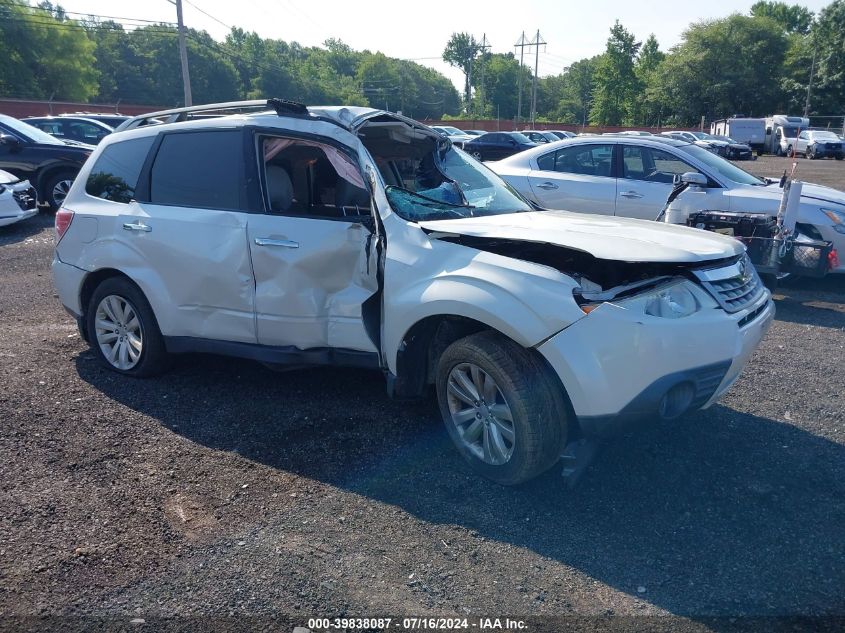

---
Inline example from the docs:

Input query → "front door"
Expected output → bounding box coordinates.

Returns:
[247,133,379,353]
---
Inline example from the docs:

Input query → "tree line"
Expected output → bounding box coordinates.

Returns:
[444,0,845,126]
[0,0,461,119]
[1,0,842,126]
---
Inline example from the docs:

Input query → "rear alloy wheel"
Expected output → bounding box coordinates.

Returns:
[87,277,169,377]
[436,331,568,485]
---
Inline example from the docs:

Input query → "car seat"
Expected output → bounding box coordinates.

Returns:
[266,164,293,212]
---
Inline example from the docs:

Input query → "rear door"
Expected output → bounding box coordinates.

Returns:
[245,132,379,353]
[118,129,257,343]
[526,143,617,215]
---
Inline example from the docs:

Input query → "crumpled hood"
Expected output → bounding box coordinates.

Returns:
[419,210,744,263]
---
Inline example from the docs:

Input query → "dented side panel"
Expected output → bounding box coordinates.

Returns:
[114,201,256,342]
[246,215,378,352]
[379,212,586,374]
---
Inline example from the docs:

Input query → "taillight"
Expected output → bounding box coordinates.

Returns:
[55,208,74,241]
[829,249,840,271]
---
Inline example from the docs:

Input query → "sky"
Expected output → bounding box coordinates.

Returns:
[50,0,832,92]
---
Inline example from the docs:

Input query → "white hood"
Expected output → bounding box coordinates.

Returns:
[728,182,845,209]
[420,210,744,263]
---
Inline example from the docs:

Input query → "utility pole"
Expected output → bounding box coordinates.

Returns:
[803,46,817,118]
[478,34,491,120]
[174,0,192,106]
[530,30,546,128]
[514,32,529,128]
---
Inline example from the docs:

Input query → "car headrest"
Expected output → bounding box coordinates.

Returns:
[266,165,293,212]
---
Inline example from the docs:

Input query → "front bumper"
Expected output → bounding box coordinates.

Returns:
[536,290,774,439]
[0,180,38,227]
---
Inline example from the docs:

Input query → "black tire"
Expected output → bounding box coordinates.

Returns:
[786,145,794,158]
[41,169,77,211]
[86,276,170,377]
[808,148,816,160]
[436,331,568,485]
[471,150,483,161]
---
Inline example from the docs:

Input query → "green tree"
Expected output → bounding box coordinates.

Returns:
[811,0,845,115]
[0,0,98,101]
[549,57,598,125]
[442,32,480,106]
[653,14,788,124]
[471,52,529,120]
[631,34,665,126]
[750,1,814,34]
[590,21,641,125]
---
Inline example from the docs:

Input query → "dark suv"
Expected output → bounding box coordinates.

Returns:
[0,114,94,210]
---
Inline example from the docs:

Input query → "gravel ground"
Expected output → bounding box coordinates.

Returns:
[0,158,843,631]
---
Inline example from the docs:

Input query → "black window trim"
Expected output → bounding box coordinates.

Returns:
[535,142,618,178]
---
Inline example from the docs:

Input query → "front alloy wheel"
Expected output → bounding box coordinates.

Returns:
[446,362,515,465]
[95,294,143,370]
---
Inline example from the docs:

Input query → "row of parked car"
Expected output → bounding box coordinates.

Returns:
[0,113,131,226]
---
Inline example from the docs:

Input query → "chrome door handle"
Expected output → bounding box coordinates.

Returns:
[619,191,643,199]
[536,181,559,190]
[254,237,299,249]
[122,221,151,232]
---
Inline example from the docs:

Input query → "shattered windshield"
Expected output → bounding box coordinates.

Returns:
[384,147,532,222]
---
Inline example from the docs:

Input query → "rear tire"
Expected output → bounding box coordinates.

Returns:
[86,277,170,377]
[436,331,568,485]
[471,150,483,160]
[786,145,794,157]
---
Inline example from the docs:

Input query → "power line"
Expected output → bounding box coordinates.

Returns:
[181,0,233,30]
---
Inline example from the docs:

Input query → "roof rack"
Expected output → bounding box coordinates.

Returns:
[114,99,302,132]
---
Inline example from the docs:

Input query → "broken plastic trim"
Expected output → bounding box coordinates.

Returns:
[427,233,740,290]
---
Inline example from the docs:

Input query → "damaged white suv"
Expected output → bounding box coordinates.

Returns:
[53,100,774,484]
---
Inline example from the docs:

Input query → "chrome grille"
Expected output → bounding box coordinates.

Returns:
[694,255,766,314]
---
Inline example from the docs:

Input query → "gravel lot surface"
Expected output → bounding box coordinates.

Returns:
[0,158,843,631]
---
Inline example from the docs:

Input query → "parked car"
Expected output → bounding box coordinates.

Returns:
[0,114,94,210]
[0,168,38,227]
[547,130,576,139]
[521,130,559,144]
[661,130,721,153]
[710,135,754,160]
[463,129,486,136]
[24,116,114,145]
[52,99,773,485]
[609,130,654,136]
[430,125,475,147]
[60,113,132,129]
[489,135,845,272]
[462,132,537,161]
[793,130,845,160]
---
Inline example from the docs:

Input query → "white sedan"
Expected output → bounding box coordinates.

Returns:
[0,169,38,228]
[488,136,845,272]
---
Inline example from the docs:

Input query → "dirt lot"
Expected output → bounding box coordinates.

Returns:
[1,158,844,631]
[739,153,844,189]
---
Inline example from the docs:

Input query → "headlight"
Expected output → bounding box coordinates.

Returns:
[644,283,700,318]
[821,208,845,234]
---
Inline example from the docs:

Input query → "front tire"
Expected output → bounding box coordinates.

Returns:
[471,150,483,161]
[786,145,794,157]
[86,277,169,377]
[436,331,568,485]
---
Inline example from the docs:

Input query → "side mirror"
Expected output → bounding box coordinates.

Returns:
[681,172,707,187]
[0,133,20,147]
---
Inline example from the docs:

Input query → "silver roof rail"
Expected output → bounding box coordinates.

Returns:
[113,99,278,133]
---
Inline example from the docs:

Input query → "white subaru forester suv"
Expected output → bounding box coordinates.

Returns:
[52,100,774,485]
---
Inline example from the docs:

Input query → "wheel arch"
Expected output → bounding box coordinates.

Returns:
[389,314,578,434]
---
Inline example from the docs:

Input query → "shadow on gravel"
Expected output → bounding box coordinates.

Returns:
[76,353,845,619]
[0,212,53,246]
[772,275,845,328]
